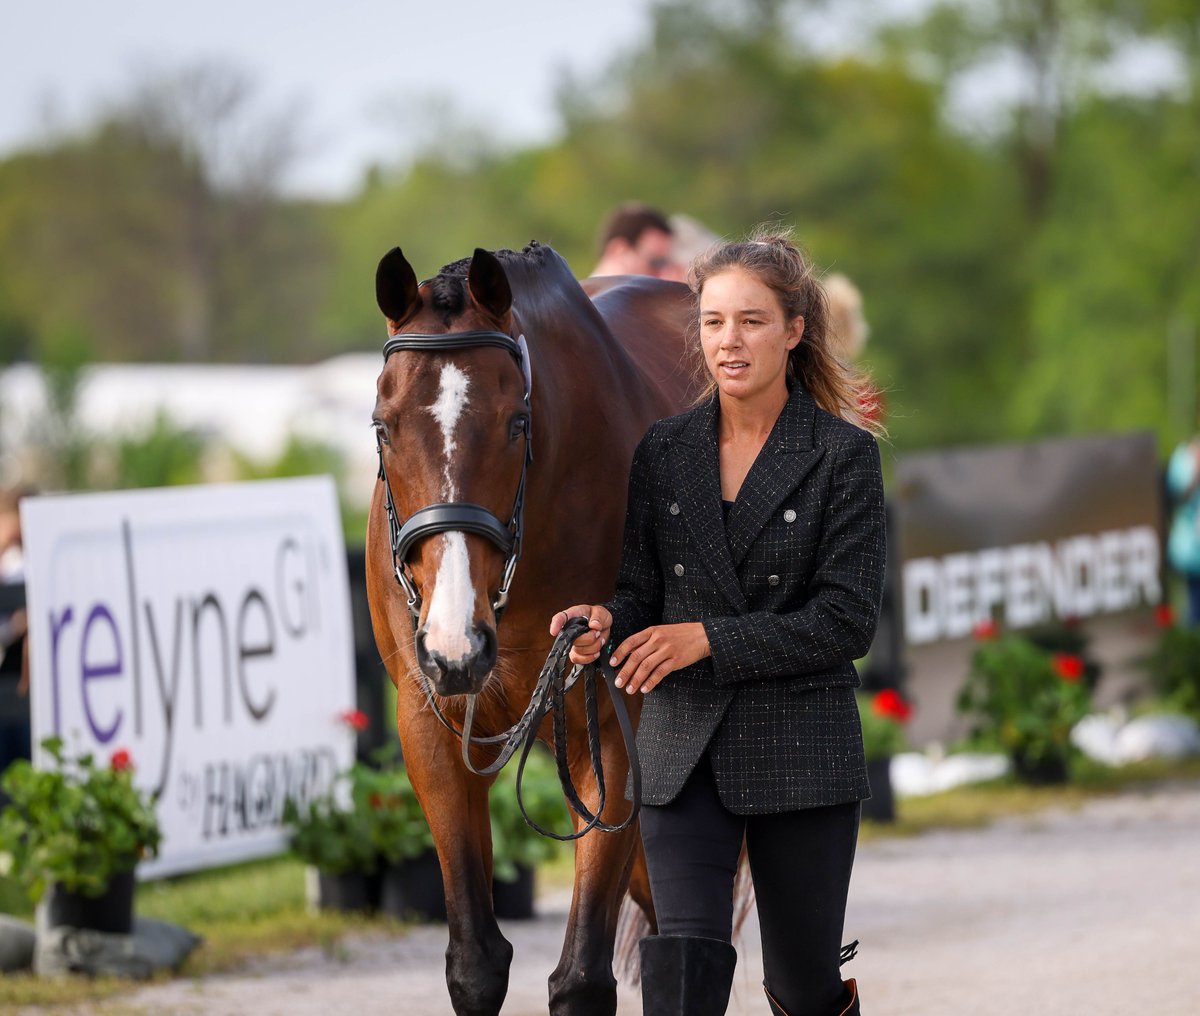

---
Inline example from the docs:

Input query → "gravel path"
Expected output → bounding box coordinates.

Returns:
[63,780,1200,1015]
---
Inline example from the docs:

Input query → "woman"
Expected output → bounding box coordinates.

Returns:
[550,229,886,1016]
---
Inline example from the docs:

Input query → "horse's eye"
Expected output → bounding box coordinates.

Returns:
[372,420,390,446]
[508,414,530,442]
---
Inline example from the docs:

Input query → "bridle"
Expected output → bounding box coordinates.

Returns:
[374,324,640,839]
[375,328,532,623]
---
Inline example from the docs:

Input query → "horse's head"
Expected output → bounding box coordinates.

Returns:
[373,246,531,697]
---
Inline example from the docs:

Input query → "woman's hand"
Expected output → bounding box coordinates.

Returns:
[550,605,612,665]
[610,623,711,695]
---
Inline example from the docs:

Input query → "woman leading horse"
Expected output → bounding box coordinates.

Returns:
[365,241,697,1016]
[554,229,887,1016]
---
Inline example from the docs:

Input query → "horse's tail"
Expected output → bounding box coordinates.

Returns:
[615,845,755,987]
[613,896,651,985]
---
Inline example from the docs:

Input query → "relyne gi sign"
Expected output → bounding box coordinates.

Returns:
[20,477,356,877]
[892,432,1162,742]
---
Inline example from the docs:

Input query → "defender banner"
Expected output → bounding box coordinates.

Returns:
[895,432,1162,645]
[20,477,356,877]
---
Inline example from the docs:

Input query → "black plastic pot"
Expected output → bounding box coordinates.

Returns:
[862,757,896,823]
[379,849,446,922]
[45,868,136,934]
[315,869,380,913]
[1012,750,1069,785]
[493,863,536,920]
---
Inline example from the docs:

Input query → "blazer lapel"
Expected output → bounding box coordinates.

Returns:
[725,384,825,568]
[671,396,749,614]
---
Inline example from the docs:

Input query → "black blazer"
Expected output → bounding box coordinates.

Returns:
[608,384,886,813]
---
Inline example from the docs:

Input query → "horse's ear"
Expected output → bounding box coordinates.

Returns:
[467,248,512,321]
[376,247,421,324]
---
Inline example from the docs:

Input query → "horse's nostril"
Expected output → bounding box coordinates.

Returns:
[473,624,498,676]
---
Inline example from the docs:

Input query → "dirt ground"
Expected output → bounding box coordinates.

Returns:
[42,778,1200,1015]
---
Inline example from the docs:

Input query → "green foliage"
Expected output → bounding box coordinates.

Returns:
[232,434,344,483]
[488,748,570,882]
[0,737,161,902]
[349,747,435,866]
[957,631,1092,771]
[282,746,433,874]
[1142,620,1200,719]
[110,411,207,489]
[280,795,377,876]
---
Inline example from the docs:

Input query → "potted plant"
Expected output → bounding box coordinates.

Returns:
[488,747,569,919]
[957,621,1091,784]
[284,708,382,913]
[0,737,160,934]
[357,749,441,922]
[856,688,912,822]
[282,789,379,913]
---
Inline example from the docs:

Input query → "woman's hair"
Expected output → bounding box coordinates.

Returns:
[689,226,885,437]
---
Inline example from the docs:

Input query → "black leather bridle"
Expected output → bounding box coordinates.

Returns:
[376,329,532,623]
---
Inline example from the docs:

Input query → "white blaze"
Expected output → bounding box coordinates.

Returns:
[423,363,479,663]
[424,531,481,664]
[428,363,470,498]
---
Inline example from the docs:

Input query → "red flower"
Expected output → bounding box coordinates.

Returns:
[972,618,999,641]
[1155,603,1174,628]
[339,708,369,731]
[1052,654,1085,682]
[368,792,384,810]
[110,748,132,772]
[872,688,913,723]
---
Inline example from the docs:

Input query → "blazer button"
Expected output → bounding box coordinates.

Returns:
[783,509,797,523]
[673,563,685,577]
[767,574,780,587]
[669,502,680,515]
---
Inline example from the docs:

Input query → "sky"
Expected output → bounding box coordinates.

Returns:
[0,0,654,197]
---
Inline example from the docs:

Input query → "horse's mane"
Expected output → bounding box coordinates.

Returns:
[429,241,604,336]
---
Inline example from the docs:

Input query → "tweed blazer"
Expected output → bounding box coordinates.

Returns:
[608,384,886,814]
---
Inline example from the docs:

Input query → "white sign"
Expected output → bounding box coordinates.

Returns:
[20,477,356,877]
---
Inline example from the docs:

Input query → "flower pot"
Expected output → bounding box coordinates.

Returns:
[862,757,896,823]
[1011,750,1069,785]
[44,868,135,934]
[308,867,380,913]
[379,849,446,922]
[493,863,536,920]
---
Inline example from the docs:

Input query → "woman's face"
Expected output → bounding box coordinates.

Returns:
[699,267,803,405]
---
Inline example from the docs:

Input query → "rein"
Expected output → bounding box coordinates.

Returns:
[469,617,640,840]
[376,328,640,838]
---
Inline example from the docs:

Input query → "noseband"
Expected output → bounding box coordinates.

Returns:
[376,329,532,623]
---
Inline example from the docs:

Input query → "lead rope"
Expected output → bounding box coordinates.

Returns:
[421,616,640,839]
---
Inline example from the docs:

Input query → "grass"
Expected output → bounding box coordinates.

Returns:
[2,753,1199,1008]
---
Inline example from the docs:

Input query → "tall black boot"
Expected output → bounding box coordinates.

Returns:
[639,934,737,1016]
[764,978,860,1016]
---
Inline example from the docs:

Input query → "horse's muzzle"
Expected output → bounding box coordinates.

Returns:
[415,622,498,696]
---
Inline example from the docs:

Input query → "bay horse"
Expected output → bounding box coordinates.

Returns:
[365,242,700,1015]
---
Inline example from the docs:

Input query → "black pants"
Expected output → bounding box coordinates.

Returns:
[639,756,859,1016]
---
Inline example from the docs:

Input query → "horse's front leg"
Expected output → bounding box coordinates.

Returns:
[399,704,511,1016]
[547,702,643,1016]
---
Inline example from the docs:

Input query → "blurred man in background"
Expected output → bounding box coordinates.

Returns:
[591,202,680,279]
